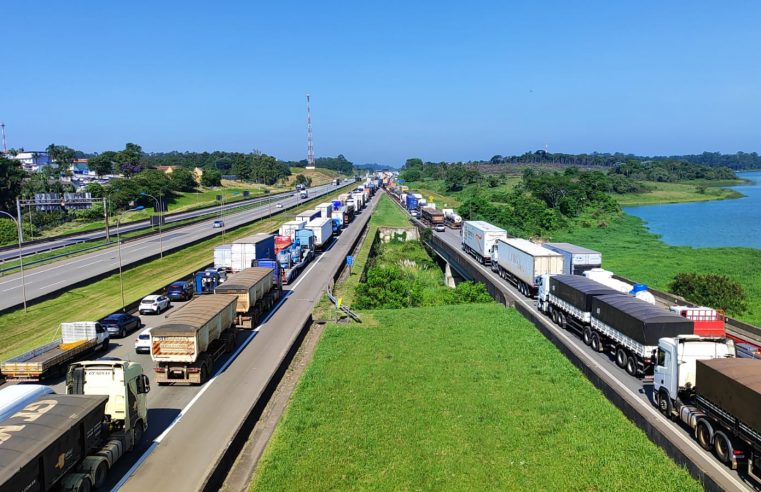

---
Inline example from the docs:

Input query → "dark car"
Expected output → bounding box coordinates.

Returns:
[167,281,194,301]
[100,313,141,338]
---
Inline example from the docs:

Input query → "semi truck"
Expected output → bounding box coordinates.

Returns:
[278,220,306,239]
[442,208,462,229]
[277,229,315,284]
[306,216,333,249]
[589,294,695,377]
[230,234,276,272]
[543,242,602,276]
[491,238,564,297]
[461,221,508,265]
[151,294,238,385]
[654,349,761,481]
[214,267,279,329]
[213,244,232,272]
[296,209,321,223]
[421,207,445,226]
[1,322,110,381]
[0,359,150,492]
[537,273,620,333]
[316,202,333,219]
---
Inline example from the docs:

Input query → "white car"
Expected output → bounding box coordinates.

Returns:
[134,328,152,354]
[139,295,171,315]
[276,202,283,208]
[434,224,446,232]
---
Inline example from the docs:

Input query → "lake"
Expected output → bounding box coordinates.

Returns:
[624,171,761,249]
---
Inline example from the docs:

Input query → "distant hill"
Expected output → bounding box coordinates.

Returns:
[356,163,398,171]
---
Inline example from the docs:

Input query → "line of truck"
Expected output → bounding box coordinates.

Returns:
[0,178,382,491]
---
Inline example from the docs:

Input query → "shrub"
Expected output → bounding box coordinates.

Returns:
[669,272,748,316]
[0,218,18,245]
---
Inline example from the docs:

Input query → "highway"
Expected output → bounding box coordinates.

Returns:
[426,222,755,491]
[25,189,379,491]
[0,183,338,262]
[0,182,345,312]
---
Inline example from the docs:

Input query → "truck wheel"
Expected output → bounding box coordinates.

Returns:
[200,364,208,384]
[582,327,593,346]
[75,478,92,492]
[625,356,639,377]
[551,309,559,324]
[696,420,713,451]
[714,432,733,464]
[558,313,567,330]
[133,420,145,448]
[615,348,628,368]
[590,333,603,352]
[657,389,672,417]
[93,460,109,488]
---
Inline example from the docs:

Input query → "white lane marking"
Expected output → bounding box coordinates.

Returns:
[446,234,750,490]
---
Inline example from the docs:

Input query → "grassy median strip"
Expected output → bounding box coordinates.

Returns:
[251,304,700,491]
[0,184,359,361]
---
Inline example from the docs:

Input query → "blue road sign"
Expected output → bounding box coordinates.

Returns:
[346,255,354,266]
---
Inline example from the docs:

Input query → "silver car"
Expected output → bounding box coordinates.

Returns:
[139,295,171,315]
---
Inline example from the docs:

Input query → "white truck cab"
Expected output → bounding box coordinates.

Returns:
[653,335,735,409]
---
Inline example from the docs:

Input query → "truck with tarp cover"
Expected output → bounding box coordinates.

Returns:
[0,359,150,492]
[151,294,238,385]
[214,267,279,329]
[590,294,694,377]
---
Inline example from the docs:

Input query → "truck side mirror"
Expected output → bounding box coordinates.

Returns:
[138,374,151,394]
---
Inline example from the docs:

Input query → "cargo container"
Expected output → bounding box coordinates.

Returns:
[278,220,307,239]
[214,267,279,329]
[213,244,233,271]
[230,233,276,272]
[306,216,333,249]
[654,348,761,482]
[461,221,508,265]
[544,242,602,276]
[406,195,419,210]
[492,238,563,297]
[316,202,333,219]
[0,359,150,492]
[274,235,292,254]
[151,294,238,385]
[1,322,110,381]
[421,207,445,226]
[296,209,321,223]
[590,294,694,376]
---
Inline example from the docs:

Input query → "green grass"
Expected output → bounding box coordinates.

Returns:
[251,304,700,491]
[614,180,743,206]
[334,194,410,306]
[552,213,761,325]
[0,184,360,362]
[404,177,522,208]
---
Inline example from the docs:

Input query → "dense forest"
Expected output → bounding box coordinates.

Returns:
[484,150,761,170]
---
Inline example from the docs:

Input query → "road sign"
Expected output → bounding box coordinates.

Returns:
[346,256,353,266]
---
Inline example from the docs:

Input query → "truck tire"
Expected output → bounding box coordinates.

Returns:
[590,332,603,352]
[582,327,593,346]
[657,389,672,417]
[696,420,713,451]
[200,363,209,385]
[615,348,627,368]
[558,313,567,330]
[134,420,145,448]
[93,460,109,488]
[713,432,734,465]
[551,309,559,324]
[75,478,92,492]
[625,356,639,377]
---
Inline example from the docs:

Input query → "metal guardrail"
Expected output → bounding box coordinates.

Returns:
[326,286,361,323]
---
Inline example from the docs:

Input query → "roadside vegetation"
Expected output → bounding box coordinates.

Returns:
[0,184,359,361]
[251,304,700,491]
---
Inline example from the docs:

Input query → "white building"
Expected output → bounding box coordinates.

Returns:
[11,151,52,172]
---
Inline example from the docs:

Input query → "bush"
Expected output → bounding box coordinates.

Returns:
[202,168,222,187]
[170,168,197,191]
[0,218,18,246]
[669,272,748,316]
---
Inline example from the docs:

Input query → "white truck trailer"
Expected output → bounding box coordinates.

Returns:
[461,220,508,265]
[492,238,563,297]
[543,242,602,276]
[151,294,238,385]
[306,216,333,249]
[278,220,307,239]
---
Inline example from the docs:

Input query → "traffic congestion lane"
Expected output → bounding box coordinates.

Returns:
[0,183,345,311]
[434,226,753,491]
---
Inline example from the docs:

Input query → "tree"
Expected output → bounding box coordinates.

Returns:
[117,143,144,176]
[669,273,748,316]
[0,156,26,212]
[89,151,118,177]
[169,168,197,191]
[294,174,312,187]
[0,218,18,245]
[444,164,469,191]
[47,144,76,171]
[202,168,222,187]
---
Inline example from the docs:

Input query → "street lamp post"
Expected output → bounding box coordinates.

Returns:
[140,192,163,259]
[116,206,145,312]
[218,192,240,242]
[0,211,27,312]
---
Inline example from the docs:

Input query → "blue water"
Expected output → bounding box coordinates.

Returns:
[623,171,761,249]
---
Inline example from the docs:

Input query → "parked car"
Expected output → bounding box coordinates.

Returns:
[213,219,224,228]
[100,313,141,338]
[134,328,152,354]
[166,281,194,301]
[434,224,446,232]
[139,295,171,315]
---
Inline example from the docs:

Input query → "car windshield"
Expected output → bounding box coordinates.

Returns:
[104,315,121,321]
[138,334,150,340]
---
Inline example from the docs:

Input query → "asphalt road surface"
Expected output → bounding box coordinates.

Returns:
[431,224,755,491]
[0,182,346,312]
[6,191,378,491]
[0,183,338,262]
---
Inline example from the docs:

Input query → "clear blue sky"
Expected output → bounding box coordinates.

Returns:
[3,1,761,166]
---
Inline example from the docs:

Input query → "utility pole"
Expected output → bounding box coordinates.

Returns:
[306,94,315,169]
[1,122,6,153]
